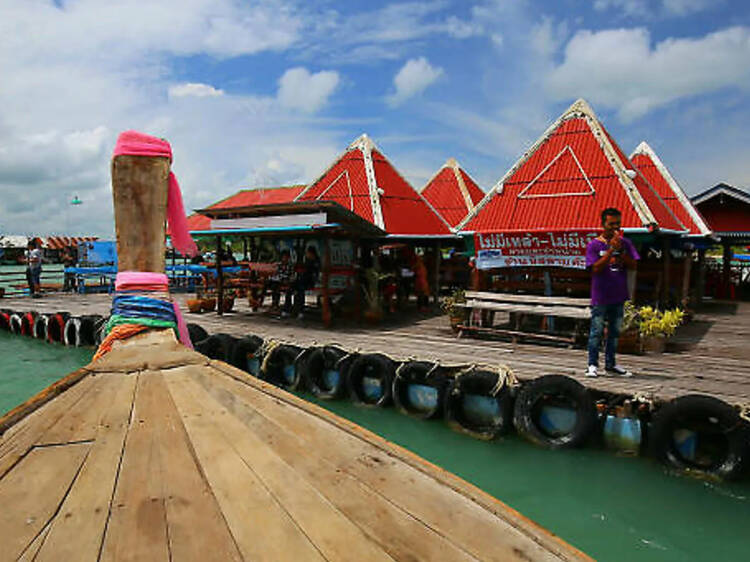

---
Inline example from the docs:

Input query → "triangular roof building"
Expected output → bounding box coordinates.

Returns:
[630,142,711,236]
[421,158,485,228]
[295,135,452,237]
[459,99,686,234]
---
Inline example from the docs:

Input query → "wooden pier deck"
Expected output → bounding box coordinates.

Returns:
[3,294,750,408]
[0,330,588,561]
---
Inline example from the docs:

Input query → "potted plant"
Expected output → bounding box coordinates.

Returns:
[617,301,642,354]
[186,293,203,313]
[441,289,467,332]
[638,306,685,354]
[201,292,217,312]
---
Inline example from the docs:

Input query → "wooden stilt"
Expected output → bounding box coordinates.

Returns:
[697,248,706,305]
[432,241,441,305]
[681,248,693,308]
[661,236,671,306]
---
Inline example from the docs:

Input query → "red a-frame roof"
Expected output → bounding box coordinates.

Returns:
[295,135,452,237]
[630,142,711,236]
[421,158,485,227]
[458,99,686,234]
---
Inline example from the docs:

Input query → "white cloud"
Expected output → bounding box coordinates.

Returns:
[169,83,225,98]
[547,26,750,121]
[387,57,444,107]
[594,0,718,17]
[529,17,568,57]
[277,67,340,113]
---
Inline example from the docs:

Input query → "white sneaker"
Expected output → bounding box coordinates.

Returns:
[606,365,633,377]
[297,312,304,320]
[281,311,289,318]
[586,365,598,378]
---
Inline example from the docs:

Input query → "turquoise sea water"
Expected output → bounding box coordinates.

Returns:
[0,334,747,561]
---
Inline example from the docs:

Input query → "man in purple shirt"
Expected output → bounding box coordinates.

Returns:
[585,208,640,378]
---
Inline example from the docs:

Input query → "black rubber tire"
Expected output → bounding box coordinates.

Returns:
[32,314,49,339]
[195,333,237,362]
[64,317,81,346]
[46,312,69,343]
[393,361,449,420]
[21,312,37,336]
[9,313,23,334]
[513,375,597,449]
[77,315,102,346]
[187,323,209,347]
[444,368,513,439]
[262,344,305,390]
[0,311,11,331]
[301,346,350,400]
[649,394,750,481]
[230,335,265,376]
[347,353,395,407]
[93,316,108,346]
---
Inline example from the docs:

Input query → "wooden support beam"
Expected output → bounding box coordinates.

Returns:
[661,236,671,306]
[432,241,441,305]
[111,154,170,272]
[216,234,223,317]
[321,237,332,327]
[697,248,706,306]
[681,249,693,308]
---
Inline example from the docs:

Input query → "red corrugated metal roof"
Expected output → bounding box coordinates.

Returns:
[210,185,305,209]
[460,99,686,233]
[297,135,451,236]
[422,160,485,227]
[630,148,708,235]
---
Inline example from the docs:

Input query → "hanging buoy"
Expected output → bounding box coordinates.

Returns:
[444,367,514,439]
[347,353,395,407]
[261,344,305,390]
[9,313,24,335]
[186,323,209,347]
[195,333,237,363]
[21,312,37,336]
[301,346,351,400]
[393,361,449,420]
[45,312,69,343]
[230,335,264,377]
[513,375,597,449]
[649,394,750,480]
[32,314,49,339]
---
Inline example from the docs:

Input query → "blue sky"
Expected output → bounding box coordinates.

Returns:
[1,0,749,236]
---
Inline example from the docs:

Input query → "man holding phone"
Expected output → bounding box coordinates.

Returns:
[585,208,639,378]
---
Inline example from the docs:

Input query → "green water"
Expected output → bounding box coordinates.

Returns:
[1,334,747,561]
[0,331,92,415]
[299,393,750,562]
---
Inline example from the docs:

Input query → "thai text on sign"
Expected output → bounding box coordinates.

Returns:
[474,231,598,270]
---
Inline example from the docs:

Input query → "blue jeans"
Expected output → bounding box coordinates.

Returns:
[588,303,624,369]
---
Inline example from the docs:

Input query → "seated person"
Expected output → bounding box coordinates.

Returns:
[268,250,294,315]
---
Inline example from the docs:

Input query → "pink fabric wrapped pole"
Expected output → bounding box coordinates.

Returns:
[113,131,199,258]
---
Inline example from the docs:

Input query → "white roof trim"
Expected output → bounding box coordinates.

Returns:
[447,158,475,213]
[692,184,750,207]
[517,145,595,199]
[315,169,354,212]
[631,141,712,236]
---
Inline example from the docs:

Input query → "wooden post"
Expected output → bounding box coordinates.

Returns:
[111,154,169,272]
[216,234,223,316]
[432,241,441,305]
[696,248,706,305]
[242,237,248,261]
[661,236,671,306]
[321,237,332,327]
[722,240,732,296]
[681,248,693,308]
[353,238,362,321]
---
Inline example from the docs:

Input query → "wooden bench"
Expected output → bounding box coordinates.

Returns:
[457,291,591,345]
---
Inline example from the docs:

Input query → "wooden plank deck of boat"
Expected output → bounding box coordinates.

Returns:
[0,330,589,561]
[5,294,750,408]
